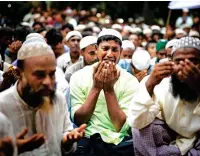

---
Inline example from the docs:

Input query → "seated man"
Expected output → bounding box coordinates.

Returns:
[70,29,139,156]
[128,37,200,155]
[0,39,86,155]
[65,36,98,82]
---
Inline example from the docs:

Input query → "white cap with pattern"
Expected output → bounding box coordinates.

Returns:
[80,36,97,50]
[171,37,200,55]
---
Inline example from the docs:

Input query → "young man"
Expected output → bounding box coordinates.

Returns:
[120,40,135,59]
[129,37,200,155]
[148,39,168,73]
[70,29,139,155]
[0,39,86,155]
[65,36,97,82]
[57,31,83,72]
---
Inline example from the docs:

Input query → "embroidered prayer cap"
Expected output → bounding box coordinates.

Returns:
[171,36,200,55]
[122,40,135,51]
[80,36,97,50]
[132,49,151,71]
[26,33,44,40]
[17,40,54,60]
[65,31,82,41]
[98,28,122,42]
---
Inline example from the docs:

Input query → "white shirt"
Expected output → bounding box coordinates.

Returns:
[0,82,76,156]
[55,67,69,96]
[0,70,3,85]
[0,112,17,156]
[57,53,82,73]
[128,76,200,155]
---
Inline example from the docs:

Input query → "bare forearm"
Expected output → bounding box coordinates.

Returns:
[104,90,126,132]
[74,87,100,126]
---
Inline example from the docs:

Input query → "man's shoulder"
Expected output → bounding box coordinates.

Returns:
[118,65,138,83]
[57,53,70,62]
[65,61,84,74]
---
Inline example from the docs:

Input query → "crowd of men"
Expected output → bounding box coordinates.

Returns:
[0,5,200,156]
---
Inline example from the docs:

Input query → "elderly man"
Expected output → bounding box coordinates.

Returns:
[129,37,200,155]
[57,31,83,72]
[0,39,86,155]
[70,29,139,156]
[65,36,97,82]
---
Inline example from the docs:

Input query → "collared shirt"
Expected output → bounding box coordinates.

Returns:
[128,76,200,155]
[70,63,139,145]
[0,82,76,155]
[65,60,85,82]
[57,53,83,73]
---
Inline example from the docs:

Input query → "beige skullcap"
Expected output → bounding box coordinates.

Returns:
[65,31,82,41]
[80,36,97,50]
[17,41,54,60]
[98,28,122,41]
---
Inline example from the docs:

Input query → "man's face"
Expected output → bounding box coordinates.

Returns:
[70,45,81,58]
[129,34,139,47]
[67,36,81,48]
[147,43,156,58]
[97,40,122,64]
[82,44,97,65]
[171,48,200,102]
[51,42,64,57]
[20,54,56,98]
[120,48,134,59]
[33,24,42,32]
[157,49,167,61]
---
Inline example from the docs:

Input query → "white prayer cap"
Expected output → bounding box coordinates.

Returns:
[26,33,44,40]
[87,22,96,28]
[165,39,179,49]
[65,30,82,41]
[183,8,189,12]
[33,13,41,19]
[80,36,97,50]
[123,25,132,32]
[17,41,54,60]
[151,25,161,31]
[181,23,192,29]
[175,29,187,35]
[189,30,200,37]
[143,28,152,35]
[98,28,122,41]
[131,27,142,34]
[93,26,101,33]
[75,24,86,32]
[111,24,122,31]
[21,22,31,28]
[122,40,135,51]
[132,50,151,71]
[171,37,200,55]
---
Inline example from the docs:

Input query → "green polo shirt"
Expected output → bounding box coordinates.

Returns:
[70,63,139,145]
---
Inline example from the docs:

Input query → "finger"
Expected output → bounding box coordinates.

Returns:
[185,59,199,74]
[96,61,105,76]
[17,128,28,139]
[77,124,87,133]
[93,61,101,74]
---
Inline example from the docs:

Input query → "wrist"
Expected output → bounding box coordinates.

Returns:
[91,86,102,93]
[103,87,114,93]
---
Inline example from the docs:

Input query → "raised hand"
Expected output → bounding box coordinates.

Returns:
[16,128,45,154]
[93,61,105,90]
[62,124,86,148]
[135,69,148,82]
[103,61,120,92]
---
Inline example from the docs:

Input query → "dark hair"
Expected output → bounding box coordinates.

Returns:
[14,26,32,42]
[61,23,74,31]
[97,35,122,46]
[0,27,13,37]
[32,22,44,29]
[145,41,156,50]
[37,28,46,34]
[17,60,24,70]
[45,28,63,46]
